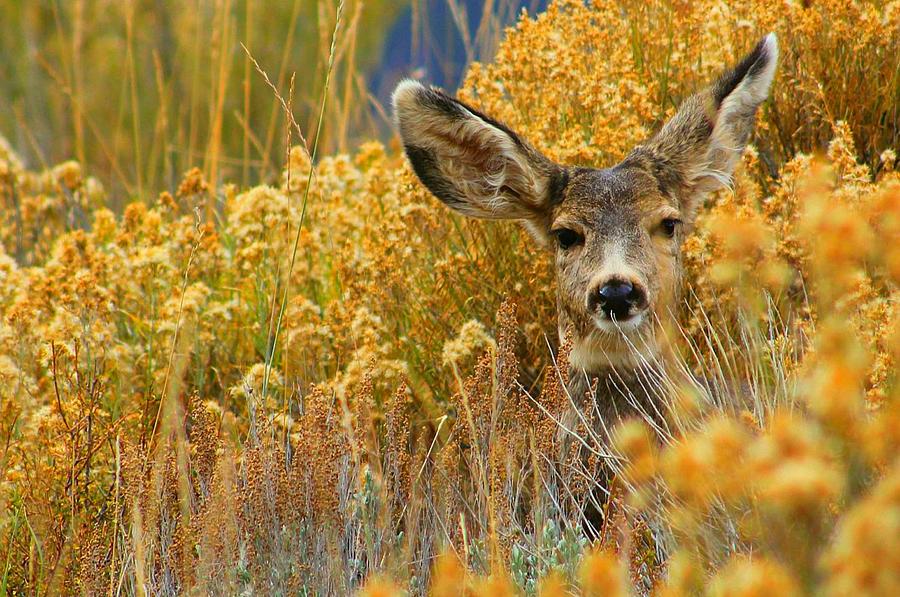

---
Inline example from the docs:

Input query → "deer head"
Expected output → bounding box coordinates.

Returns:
[393,34,778,375]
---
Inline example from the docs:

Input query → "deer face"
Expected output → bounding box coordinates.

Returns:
[394,34,777,373]
[548,165,683,371]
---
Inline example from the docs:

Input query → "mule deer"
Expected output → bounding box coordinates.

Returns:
[393,34,778,434]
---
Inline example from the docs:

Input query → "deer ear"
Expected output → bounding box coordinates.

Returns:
[626,33,778,220]
[392,80,567,237]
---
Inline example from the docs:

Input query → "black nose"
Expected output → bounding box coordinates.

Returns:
[591,280,645,321]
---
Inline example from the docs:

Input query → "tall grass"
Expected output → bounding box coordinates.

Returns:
[0,0,535,207]
[0,0,404,200]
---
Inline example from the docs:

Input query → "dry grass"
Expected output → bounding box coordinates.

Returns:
[0,0,898,595]
[0,0,407,200]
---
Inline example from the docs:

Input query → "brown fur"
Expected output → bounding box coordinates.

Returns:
[393,34,778,429]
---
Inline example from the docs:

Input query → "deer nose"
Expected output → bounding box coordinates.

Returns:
[589,279,646,321]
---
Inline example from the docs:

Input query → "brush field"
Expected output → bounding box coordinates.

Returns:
[0,0,899,595]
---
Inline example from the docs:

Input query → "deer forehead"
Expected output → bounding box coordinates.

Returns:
[550,167,676,231]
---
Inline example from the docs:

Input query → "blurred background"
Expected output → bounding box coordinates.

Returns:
[0,0,548,202]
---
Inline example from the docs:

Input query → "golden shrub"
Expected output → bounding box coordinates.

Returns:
[0,0,897,594]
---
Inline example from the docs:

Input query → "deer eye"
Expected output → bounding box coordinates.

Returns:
[552,228,583,250]
[660,218,681,238]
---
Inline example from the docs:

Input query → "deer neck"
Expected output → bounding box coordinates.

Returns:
[560,310,670,427]
[566,359,668,428]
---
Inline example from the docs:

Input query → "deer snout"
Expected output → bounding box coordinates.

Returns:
[587,278,647,322]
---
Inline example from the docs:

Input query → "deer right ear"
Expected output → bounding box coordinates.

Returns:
[624,34,778,224]
[392,80,567,238]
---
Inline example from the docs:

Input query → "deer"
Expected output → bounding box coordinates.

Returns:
[392,34,778,476]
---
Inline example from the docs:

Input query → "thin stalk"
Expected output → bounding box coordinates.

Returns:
[260,0,345,402]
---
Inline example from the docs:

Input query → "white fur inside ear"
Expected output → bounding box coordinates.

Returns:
[391,79,548,219]
[754,33,779,98]
[698,33,778,192]
[719,33,778,121]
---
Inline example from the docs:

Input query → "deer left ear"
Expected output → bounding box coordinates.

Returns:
[625,33,778,220]
[392,80,568,242]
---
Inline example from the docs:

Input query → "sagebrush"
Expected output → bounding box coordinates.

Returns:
[0,0,898,595]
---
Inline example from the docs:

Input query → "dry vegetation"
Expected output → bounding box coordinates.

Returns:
[0,0,899,595]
